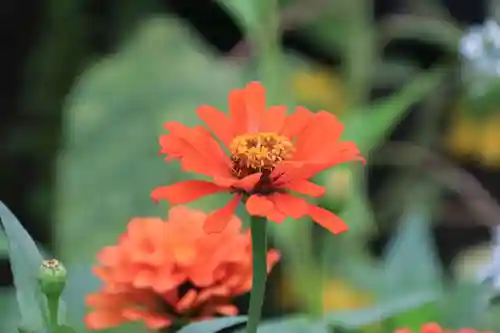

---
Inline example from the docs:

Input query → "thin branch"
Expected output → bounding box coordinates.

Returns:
[376,143,496,224]
[372,142,500,228]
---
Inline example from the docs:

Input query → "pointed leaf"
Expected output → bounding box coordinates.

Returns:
[382,211,443,297]
[438,282,491,329]
[0,202,45,330]
[218,0,259,32]
[322,291,436,329]
[176,316,247,333]
[234,316,328,333]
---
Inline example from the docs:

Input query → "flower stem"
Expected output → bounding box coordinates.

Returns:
[47,296,59,330]
[245,216,268,333]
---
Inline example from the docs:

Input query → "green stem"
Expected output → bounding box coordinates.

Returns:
[47,296,59,330]
[250,0,282,101]
[245,216,268,333]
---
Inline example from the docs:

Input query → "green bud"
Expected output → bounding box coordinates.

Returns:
[323,167,352,213]
[38,259,67,299]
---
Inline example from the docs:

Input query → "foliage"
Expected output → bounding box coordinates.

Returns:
[2,0,500,331]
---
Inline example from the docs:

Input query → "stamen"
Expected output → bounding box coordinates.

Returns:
[229,132,294,178]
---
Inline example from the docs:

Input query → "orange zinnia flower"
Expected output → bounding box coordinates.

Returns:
[151,81,364,234]
[394,323,492,333]
[85,206,280,330]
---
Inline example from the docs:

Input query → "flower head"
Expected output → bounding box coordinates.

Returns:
[151,82,364,234]
[394,323,492,333]
[85,206,280,330]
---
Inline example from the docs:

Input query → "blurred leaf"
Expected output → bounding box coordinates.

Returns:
[56,17,247,263]
[176,316,247,333]
[381,211,443,298]
[438,282,491,330]
[382,212,442,297]
[0,201,45,331]
[62,263,101,330]
[379,15,462,55]
[389,302,440,332]
[218,0,259,32]
[0,289,21,332]
[461,80,500,117]
[321,291,436,329]
[234,316,328,333]
[54,325,77,333]
[342,67,447,153]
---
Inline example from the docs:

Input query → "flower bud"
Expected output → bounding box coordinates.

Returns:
[38,259,67,299]
[323,167,352,212]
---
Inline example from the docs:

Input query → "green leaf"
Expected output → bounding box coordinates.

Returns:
[176,316,248,333]
[438,282,491,330]
[234,316,328,333]
[321,291,436,329]
[61,263,101,329]
[218,0,260,32]
[53,325,77,333]
[0,288,21,332]
[381,211,443,298]
[342,67,446,153]
[56,17,247,263]
[0,201,45,331]
[389,302,440,332]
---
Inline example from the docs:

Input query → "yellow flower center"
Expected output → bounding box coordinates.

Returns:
[229,132,294,178]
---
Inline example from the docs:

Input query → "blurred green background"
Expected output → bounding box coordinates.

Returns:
[3,0,500,332]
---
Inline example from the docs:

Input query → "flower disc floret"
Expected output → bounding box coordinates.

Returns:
[230,132,294,178]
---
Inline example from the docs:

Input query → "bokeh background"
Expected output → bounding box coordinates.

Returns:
[3,0,500,331]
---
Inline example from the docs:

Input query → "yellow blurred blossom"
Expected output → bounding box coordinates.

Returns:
[279,277,382,332]
[477,113,500,167]
[445,110,483,159]
[445,109,500,168]
[291,69,346,114]
[325,167,352,201]
[322,278,374,310]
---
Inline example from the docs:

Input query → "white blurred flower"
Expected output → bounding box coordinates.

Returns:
[476,225,500,290]
[460,20,500,97]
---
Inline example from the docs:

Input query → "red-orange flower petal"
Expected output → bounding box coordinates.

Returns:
[228,88,247,135]
[261,105,287,132]
[293,111,344,161]
[196,105,234,147]
[151,180,227,205]
[280,106,314,138]
[308,204,349,234]
[244,82,267,132]
[271,193,308,220]
[246,195,274,216]
[160,123,230,177]
[154,81,364,235]
[204,194,242,234]
[420,323,443,333]
[284,180,325,197]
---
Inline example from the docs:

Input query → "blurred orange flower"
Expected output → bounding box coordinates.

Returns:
[85,206,280,330]
[394,323,492,333]
[151,81,364,234]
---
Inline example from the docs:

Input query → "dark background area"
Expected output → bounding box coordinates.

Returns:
[0,0,493,300]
